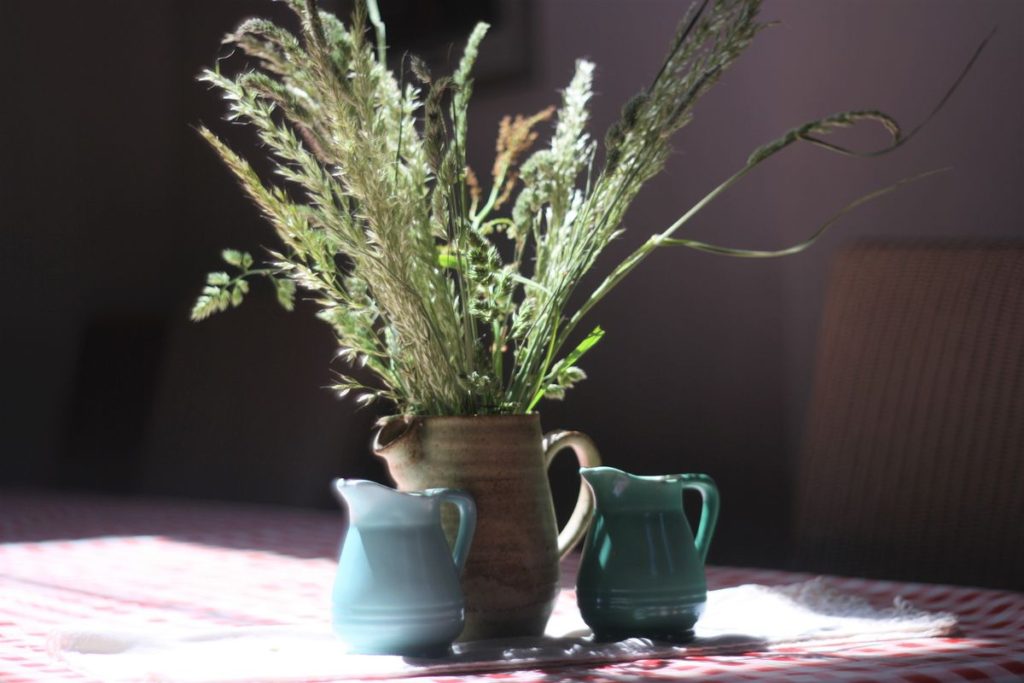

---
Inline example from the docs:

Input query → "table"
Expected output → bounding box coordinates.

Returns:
[2,490,1022,682]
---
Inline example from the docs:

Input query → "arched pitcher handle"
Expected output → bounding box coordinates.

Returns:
[434,489,477,573]
[543,430,602,559]
[678,474,719,564]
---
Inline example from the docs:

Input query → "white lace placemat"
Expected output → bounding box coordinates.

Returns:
[49,578,957,682]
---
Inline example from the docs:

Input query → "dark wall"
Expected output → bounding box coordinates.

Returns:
[2,1,1021,569]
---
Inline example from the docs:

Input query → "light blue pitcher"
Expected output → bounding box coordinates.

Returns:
[331,478,476,656]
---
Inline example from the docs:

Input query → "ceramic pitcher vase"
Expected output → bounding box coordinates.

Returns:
[330,479,476,656]
[374,414,601,640]
[576,466,719,642]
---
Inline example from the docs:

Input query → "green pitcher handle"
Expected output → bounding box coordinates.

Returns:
[543,431,602,559]
[678,474,719,564]
[431,489,477,573]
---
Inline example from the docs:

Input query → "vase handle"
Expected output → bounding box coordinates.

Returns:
[543,430,602,559]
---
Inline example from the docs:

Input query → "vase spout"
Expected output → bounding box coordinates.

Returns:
[372,416,422,466]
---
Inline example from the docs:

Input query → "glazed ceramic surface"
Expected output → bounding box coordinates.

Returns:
[330,479,476,656]
[576,466,719,642]
[374,414,601,639]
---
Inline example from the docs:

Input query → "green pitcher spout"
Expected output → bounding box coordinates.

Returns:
[579,466,631,500]
[581,466,685,512]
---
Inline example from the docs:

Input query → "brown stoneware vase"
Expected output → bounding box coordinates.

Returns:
[373,414,601,640]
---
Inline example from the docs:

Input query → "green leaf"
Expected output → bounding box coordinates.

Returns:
[206,271,231,286]
[542,385,566,401]
[221,249,244,267]
[190,296,217,322]
[231,284,244,307]
[558,366,587,384]
[509,273,551,295]
[527,326,604,411]
[437,246,460,270]
[560,325,605,369]
[274,277,296,311]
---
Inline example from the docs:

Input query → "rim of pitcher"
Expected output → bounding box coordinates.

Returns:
[332,477,448,499]
[580,465,687,484]
[373,413,542,452]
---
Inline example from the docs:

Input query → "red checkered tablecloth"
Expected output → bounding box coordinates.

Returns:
[2,490,1022,682]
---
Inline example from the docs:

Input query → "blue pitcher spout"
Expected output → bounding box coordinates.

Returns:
[332,478,434,524]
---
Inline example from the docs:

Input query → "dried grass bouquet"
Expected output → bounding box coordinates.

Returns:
[193,0,983,416]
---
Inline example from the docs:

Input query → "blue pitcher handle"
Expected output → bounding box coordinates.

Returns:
[433,489,477,573]
[678,474,720,564]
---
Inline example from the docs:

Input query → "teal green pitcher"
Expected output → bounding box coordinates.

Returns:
[576,467,719,642]
[331,479,476,656]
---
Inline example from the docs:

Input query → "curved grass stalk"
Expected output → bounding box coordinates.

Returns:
[546,21,991,373]
[364,0,387,65]
[658,168,948,258]
[556,114,954,362]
